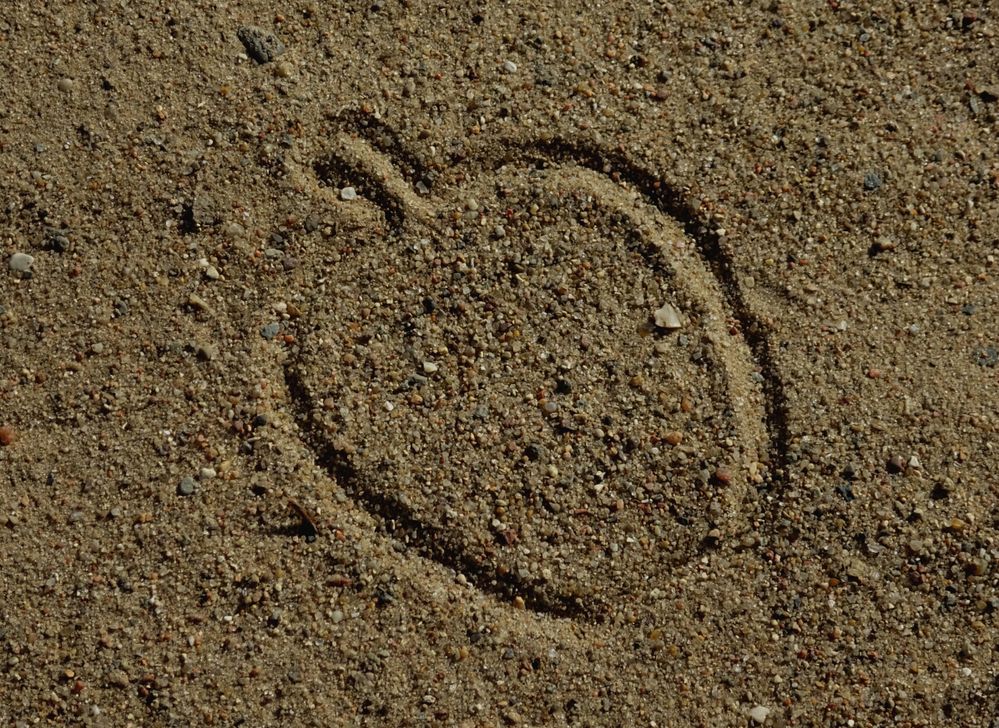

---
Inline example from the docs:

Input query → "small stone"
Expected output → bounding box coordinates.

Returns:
[868,237,895,256]
[886,455,906,474]
[47,233,70,253]
[274,61,294,78]
[304,214,322,233]
[204,265,220,281]
[107,670,130,689]
[237,26,285,64]
[863,171,883,191]
[749,705,770,723]
[845,557,868,583]
[653,303,682,330]
[974,346,998,368]
[177,477,196,496]
[57,78,74,93]
[199,467,217,480]
[187,293,212,313]
[422,361,439,374]
[196,343,219,361]
[0,427,15,446]
[9,253,34,273]
[908,455,922,470]
[663,431,682,446]
[502,60,518,73]
[260,322,281,340]
[340,186,357,201]
[712,466,733,485]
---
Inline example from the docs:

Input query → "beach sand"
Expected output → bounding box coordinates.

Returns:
[1,2,997,725]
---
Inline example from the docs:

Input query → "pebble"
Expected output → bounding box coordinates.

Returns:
[8,252,34,273]
[974,346,997,367]
[204,265,220,281]
[57,78,74,93]
[177,477,196,496]
[187,293,212,313]
[712,466,733,485]
[663,431,682,446]
[340,186,358,201]
[0,426,15,446]
[653,303,682,330]
[886,455,906,474]
[749,705,770,723]
[260,322,281,340]
[47,232,70,253]
[502,60,518,73]
[863,171,883,191]
[237,26,285,64]
[195,342,219,361]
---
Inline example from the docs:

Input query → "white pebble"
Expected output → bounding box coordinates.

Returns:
[749,705,770,724]
[653,302,683,330]
[503,60,518,73]
[8,252,34,273]
[340,186,357,201]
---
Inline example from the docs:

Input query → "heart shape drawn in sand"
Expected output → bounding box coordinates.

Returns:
[284,114,787,621]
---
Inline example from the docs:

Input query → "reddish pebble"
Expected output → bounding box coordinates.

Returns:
[712,467,733,485]
[866,368,881,379]
[0,426,15,446]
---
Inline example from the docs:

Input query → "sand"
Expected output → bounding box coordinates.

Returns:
[1,1,997,725]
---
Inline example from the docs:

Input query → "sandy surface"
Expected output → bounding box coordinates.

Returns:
[1,1,997,725]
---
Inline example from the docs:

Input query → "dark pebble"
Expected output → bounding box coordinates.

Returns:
[974,346,997,367]
[46,231,71,253]
[524,443,544,461]
[886,455,906,474]
[237,26,286,64]
[177,477,196,496]
[863,172,883,191]
[304,214,322,233]
[835,483,855,501]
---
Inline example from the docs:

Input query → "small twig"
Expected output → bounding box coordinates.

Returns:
[287,498,319,542]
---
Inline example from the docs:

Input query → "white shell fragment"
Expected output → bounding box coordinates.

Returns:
[653,302,683,330]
